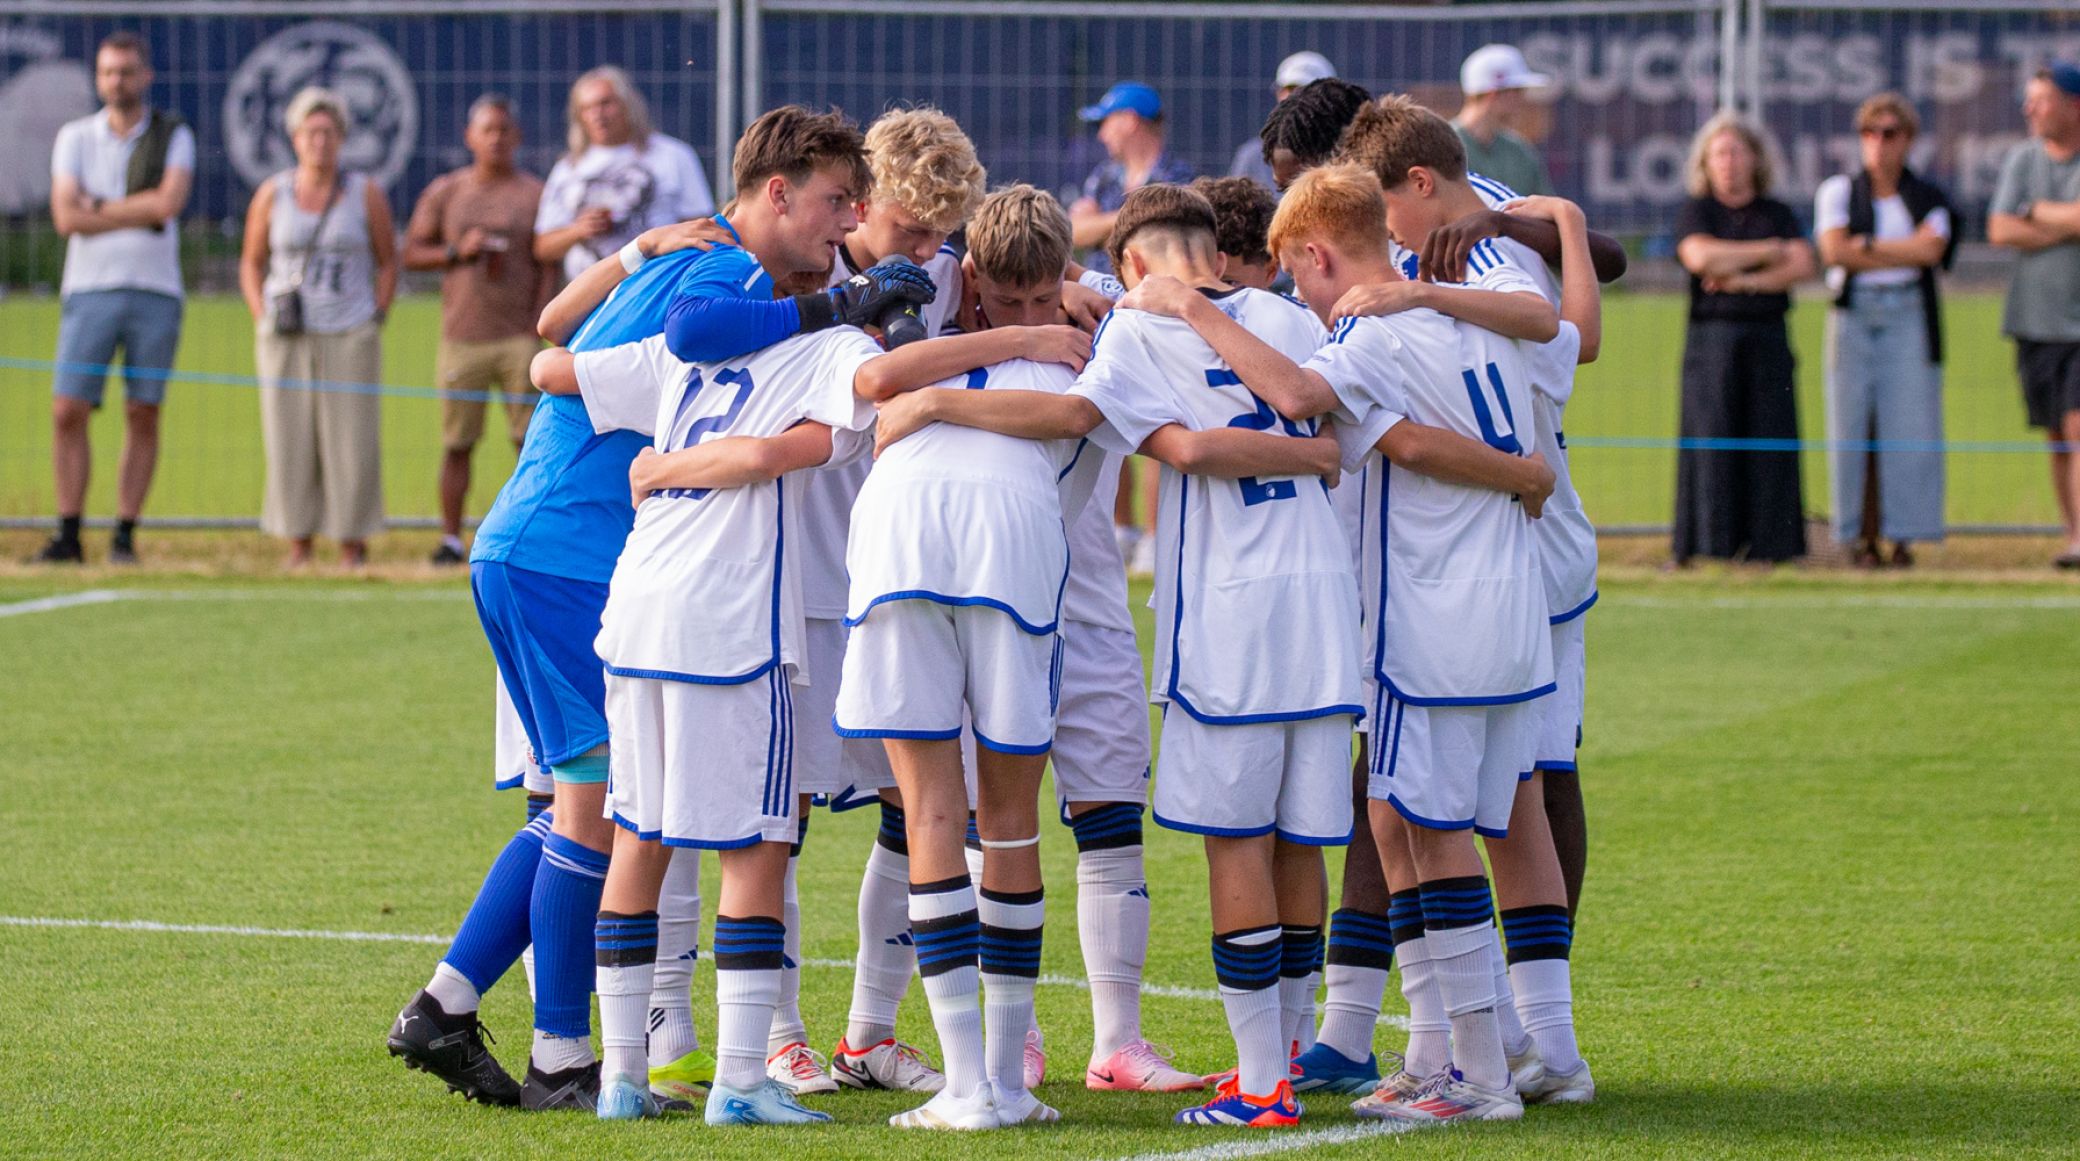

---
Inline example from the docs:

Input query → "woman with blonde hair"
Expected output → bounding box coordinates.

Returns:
[1814,93,1956,567]
[239,86,396,569]
[533,65,715,280]
[1670,111,1815,566]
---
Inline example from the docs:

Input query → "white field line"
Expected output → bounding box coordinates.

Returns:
[0,589,128,617]
[3,917,1408,1028]
[1101,1121,1414,1161]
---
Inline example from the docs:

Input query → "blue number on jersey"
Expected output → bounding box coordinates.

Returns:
[964,367,989,390]
[660,366,757,500]
[1461,362,1524,455]
[1207,368,1312,506]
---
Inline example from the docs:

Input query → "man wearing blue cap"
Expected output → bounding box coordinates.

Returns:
[1989,61,2080,568]
[1070,81,1195,258]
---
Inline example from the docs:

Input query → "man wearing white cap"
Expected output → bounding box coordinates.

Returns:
[1229,52,1338,189]
[1455,44,1554,200]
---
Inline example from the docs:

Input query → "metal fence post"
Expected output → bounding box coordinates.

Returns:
[716,0,738,208]
[742,0,763,131]
[1745,0,1766,122]
[1720,0,1742,112]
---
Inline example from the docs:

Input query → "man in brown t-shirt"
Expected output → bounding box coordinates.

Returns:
[404,94,550,565]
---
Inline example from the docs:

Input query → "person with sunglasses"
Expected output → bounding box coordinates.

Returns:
[1814,92,1956,569]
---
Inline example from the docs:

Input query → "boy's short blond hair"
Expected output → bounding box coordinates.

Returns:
[965,184,1073,289]
[865,107,988,235]
[1266,163,1393,261]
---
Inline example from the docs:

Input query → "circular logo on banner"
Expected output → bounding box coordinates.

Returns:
[223,21,417,191]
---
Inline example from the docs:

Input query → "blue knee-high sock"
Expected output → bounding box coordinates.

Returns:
[442,810,553,993]
[531,831,611,1037]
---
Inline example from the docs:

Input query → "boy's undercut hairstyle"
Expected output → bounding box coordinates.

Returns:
[865,107,988,236]
[1192,176,1277,265]
[1266,163,1393,262]
[1259,77,1373,168]
[1335,93,1468,189]
[1104,182,1219,274]
[966,183,1072,289]
[732,104,872,200]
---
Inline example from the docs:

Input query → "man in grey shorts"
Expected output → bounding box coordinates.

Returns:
[36,30,193,565]
[1989,62,2080,569]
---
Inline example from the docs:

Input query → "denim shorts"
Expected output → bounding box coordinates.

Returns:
[53,288,183,407]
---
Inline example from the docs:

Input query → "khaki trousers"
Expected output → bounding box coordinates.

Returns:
[256,321,386,542]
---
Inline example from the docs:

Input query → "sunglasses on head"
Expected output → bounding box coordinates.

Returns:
[1860,125,1905,140]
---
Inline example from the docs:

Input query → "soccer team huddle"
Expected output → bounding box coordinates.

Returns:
[386,78,1617,1133]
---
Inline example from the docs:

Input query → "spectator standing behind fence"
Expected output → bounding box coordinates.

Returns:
[239,87,397,570]
[1227,52,1336,190]
[403,95,548,567]
[1815,93,1956,569]
[532,66,715,283]
[1671,112,1815,567]
[1453,44,1554,200]
[33,31,193,566]
[1988,62,2080,570]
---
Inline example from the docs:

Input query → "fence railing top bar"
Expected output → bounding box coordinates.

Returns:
[755,0,1719,21]
[5,0,722,15]
[1761,0,2080,10]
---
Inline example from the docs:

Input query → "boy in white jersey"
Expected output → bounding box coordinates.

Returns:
[1336,98,1599,1106]
[1121,164,1561,1125]
[873,184,1355,1129]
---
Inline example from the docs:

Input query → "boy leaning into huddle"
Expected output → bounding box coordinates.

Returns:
[1121,162,1562,1125]
[831,183,1102,1130]
[874,183,1357,1129]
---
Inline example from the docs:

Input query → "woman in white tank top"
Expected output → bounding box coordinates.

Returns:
[238,87,398,568]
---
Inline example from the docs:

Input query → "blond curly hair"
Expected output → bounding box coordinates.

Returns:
[864,107,987,235]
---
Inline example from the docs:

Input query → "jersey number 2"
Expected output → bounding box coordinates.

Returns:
[660,366,756,500]
[1208,369,1310,506]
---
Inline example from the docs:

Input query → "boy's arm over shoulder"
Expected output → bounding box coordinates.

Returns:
[574,334,683,436]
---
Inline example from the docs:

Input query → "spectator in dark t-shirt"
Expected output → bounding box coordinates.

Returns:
[1670,113,1816,566]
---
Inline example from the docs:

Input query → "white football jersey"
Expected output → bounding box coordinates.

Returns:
[845,357,1096,634]
[796,244,966,619]
[1396,175,1599,622]
[1314,308,1555,705]
[1073,288,1360,723]
[576,328,879,684]
[1061,268,1133,632]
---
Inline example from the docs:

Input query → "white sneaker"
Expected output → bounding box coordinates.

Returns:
[1349,1064,1436,1119]
[1085,1039,1207,1092]
[1023,1027,1046,1091]
[830,1036,946,1093]
[891,1085,1000,1130]
[1127,532,1158,576]
[705,1078,833,1125]
[992,1082,1060,1126]
[1371,1069,1523,1125]
[1505,1036,1547,1098]
[1522,1058,1594,1104]
[767,1042,839,1095]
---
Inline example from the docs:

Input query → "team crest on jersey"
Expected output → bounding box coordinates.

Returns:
[223,21,418,192]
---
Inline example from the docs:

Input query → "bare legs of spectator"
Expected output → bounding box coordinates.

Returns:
[440,447,474,546]
[2054,410,2080,564]
[51,396,92,526]
[118,400,161,527]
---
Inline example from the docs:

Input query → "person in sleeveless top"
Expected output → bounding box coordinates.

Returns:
[239,87,397,569]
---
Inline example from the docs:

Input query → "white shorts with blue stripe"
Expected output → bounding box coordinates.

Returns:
[835,599,1062,756]
[494,671,552,794]
[1368,686,1537,840]
[1532,616,1587,773]
[603,669,800,849]
[1153,710,1355,846]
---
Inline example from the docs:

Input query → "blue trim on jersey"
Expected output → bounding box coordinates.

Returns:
[1532,759,1579,773]
[822,785,881,813]
[833,718,963,742]
[1056,437,1090,483]
[972,728,1052,756]
[1518,769,1537,782]
[1152,810,1276,840]
[1276,825,1355,847]
[844,591,1059,636]
[663,832,772,851]
[1384,794,1474,833]
[1468,173,1521,205]
[605,660,778,686]
[1549,590,1599,625]
[1167,694,1364,726]
[612,812,663,842]
[1474,823,1510,839]
[493,773,527,791]
[1378,675,1557,708]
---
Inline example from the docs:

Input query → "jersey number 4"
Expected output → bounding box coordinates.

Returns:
[659,366,756,500]
[1208,369,1313,506]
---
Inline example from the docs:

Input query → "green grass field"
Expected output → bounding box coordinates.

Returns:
[4,572,2076,1159]
[0,291,2058,529]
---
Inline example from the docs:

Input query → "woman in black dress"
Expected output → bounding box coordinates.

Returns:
[1671,113,1817,564]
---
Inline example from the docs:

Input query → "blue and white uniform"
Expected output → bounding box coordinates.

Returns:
[1317,300,1560,838]
[795,244,964,803]
[575,328,879,848]
[492,673,550,793]
[1073,288,1360,845]
[835,358,1095,754]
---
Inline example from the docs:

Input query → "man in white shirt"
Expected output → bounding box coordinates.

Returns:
[533,66,716,282]
[36,31,193,565]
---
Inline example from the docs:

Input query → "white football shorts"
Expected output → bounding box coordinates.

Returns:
[1368,686,1537,839]
[1153,709,1356,846]
[794,617,897,802]
[604,670,800,849]
[1531,616,1586,773]
[494,672,552,794]
[835,599,1062,755]
[1050,620,1150,810]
